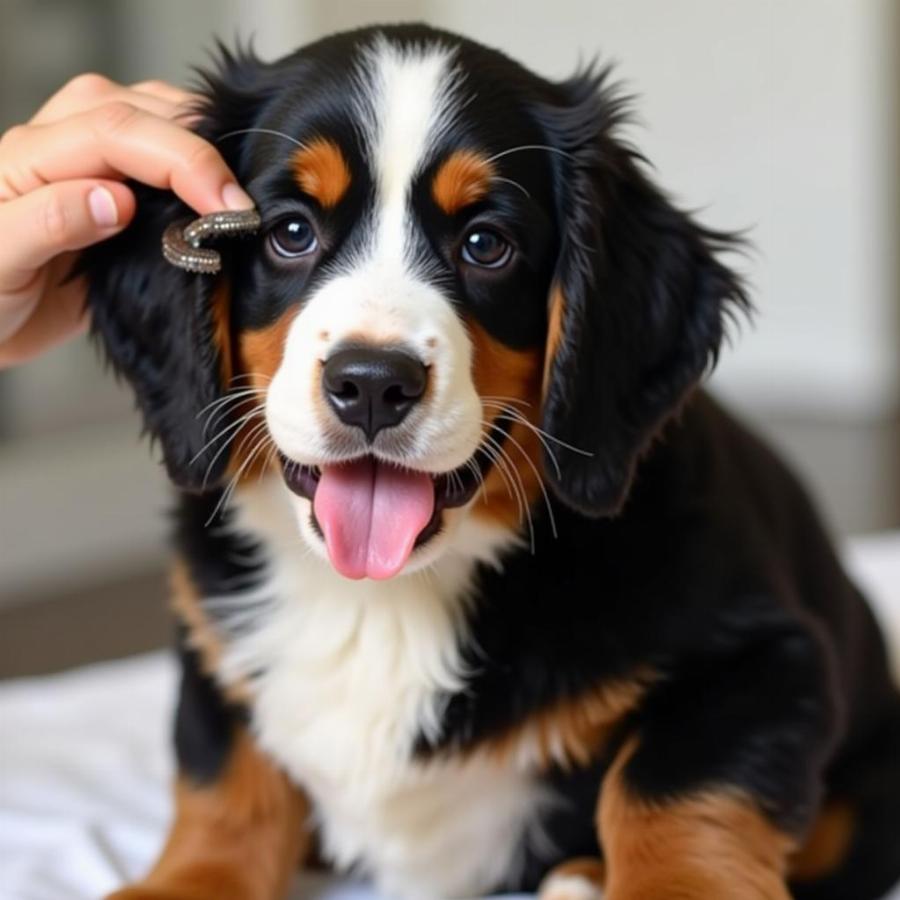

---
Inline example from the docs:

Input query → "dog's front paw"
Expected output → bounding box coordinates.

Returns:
[603,871,792,900]
[538,858,606,900]
[539,873,604,900]
[107,888,180,900]
[106,873,248,900]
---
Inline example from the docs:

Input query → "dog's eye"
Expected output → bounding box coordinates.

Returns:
[461,229,512,269]
[268,217,318,258]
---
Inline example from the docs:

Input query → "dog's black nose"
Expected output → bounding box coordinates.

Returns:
[322,347,428,441]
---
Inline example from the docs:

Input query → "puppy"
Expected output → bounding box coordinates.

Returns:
[83,24,900,900]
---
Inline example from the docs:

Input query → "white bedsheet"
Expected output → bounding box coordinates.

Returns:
[2,534,899,900]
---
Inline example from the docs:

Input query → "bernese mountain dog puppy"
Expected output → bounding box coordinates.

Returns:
[83,24,900,900]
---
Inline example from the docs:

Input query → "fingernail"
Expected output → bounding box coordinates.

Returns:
[222,182,254,211]
[88,186,119,228]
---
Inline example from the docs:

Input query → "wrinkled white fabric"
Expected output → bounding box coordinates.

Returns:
[1,534,899,900]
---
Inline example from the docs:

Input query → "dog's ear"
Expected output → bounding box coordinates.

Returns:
[82,44,273,493]
[538,70,750,517]
[84,189,230,492]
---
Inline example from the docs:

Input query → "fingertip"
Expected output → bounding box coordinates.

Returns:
[221,181,255,211]
[87,181,135,230]
[88,186,119,228]
[109,182,137,226]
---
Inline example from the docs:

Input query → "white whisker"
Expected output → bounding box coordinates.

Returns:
[199,388,268,437]
[477,421,515,504]
[260,444,281,483]
[479,430,534,551]
[496,426,558,541]
[205,426,275,527]
[199,407,266,489]
[217,127,308,150]
[480,442,526,534]
[479,395,531,408]
[227,373,272,384]
[481,399,594,457]
[192,405,264,467]
[484,143,575,165]
[465,458,488,505]
[196,387,265,422]
[482,403,562,479]
[232,417,271,461]
[492,175,531,200]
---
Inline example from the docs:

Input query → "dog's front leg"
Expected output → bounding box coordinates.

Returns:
[594,620,838,900]
[598,742,794,900]
[108,648,310,900]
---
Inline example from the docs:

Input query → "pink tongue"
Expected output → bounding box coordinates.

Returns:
[313,458,435,580]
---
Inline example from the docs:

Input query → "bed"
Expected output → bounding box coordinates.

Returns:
[2,533,899,900]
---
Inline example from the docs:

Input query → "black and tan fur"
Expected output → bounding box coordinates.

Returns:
[84,25,900,900]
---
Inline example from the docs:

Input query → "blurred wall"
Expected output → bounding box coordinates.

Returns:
[0,0,898,607]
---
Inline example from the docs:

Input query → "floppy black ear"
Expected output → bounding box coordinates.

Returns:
[538,70,750,517]
[84,189,229,491]
[82,44,273,493]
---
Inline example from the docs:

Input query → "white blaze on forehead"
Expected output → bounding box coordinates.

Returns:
[356,36,462,261]
[265,34,484,485]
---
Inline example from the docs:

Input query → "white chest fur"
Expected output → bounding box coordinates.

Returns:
[217,479,550,899]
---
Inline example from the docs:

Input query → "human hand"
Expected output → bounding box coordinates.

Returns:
[0,73,253,367]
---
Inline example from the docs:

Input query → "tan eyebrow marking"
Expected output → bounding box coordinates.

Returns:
[432,149,496,215]
[291,137,352,209]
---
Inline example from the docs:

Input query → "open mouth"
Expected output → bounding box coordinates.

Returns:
[280,454,483,580]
